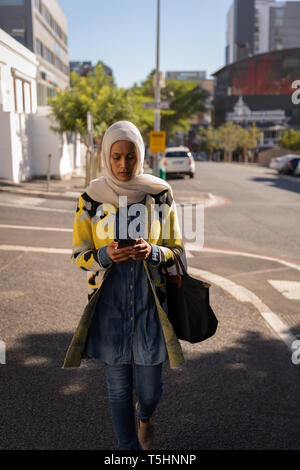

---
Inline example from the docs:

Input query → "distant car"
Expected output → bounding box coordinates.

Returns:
[269,154,300,173]
[193,152,208,161]
[295,159,300,176]
[282,157,300,175]
[161,146,195,178]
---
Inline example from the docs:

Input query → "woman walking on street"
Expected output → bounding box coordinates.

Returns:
[63,121,186,450]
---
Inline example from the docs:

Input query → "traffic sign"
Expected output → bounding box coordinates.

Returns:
[142,101,170,110]
[150,130,166,153]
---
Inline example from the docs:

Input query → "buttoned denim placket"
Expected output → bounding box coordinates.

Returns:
[127,211,136,365]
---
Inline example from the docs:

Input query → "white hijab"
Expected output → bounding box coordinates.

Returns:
[85,121,173,206]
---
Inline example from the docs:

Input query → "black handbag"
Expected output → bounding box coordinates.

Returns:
[161,249,218,343]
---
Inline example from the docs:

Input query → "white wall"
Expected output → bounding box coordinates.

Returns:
[0,29,38,182]
[0,28,76,183]
[0,112,12,179]
[29,107,73,179]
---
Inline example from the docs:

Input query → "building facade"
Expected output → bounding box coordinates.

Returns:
[213,47,300,149]
[0,0,69,105]
[165,71,207,81]
[0,28,84,183]
[69,61,113,77]
[226,0,300,65]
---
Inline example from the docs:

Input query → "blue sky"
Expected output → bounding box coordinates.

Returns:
[59,0,233,88]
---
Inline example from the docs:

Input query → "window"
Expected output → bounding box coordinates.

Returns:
[13,76,32,113]
[0,0,23,5]
[54,42,61,57]
[275,8,284,18]
[37,83,46,106]
[15,78,23,112]
[165,151,190,158]
[275,18,283,26]
[11,30,25,45]
[24,82,31,113]
[45,47,55,65]
[35,0,41,12]
[47,87,56,100]
[36,38,43,56]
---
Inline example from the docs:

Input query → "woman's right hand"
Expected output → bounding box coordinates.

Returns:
[106,241,133,263]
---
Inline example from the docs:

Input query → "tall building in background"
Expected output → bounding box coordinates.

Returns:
[165,71,207,81]
[226,0,300,64]
[69,61,113,78]
[0,0,69,105]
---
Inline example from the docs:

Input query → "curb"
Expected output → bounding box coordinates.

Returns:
[0,187,82,201]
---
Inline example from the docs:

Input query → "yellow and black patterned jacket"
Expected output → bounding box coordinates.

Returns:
[62,189,186,369]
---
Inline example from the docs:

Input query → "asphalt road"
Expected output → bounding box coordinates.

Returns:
[0,162,300,450]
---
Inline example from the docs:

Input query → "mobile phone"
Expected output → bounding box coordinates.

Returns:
[117,239,136,249]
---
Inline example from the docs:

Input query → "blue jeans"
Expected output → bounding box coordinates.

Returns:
[104,362,163,450]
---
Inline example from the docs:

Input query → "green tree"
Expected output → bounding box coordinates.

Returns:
[48,61,136,178]
[197,125,220,161]
[129,70,207,144]
[217,122,242,162]
[278,129,300,150]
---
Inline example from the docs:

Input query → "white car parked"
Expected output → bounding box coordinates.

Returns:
[160,146,195,178]
[269,154,299,173]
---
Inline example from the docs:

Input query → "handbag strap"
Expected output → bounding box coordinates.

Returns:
[171,247,188,276]
[143,260,185,368]
[165,247,211,288]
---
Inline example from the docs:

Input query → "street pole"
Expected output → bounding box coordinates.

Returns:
[154,0,161,177]
[87,111,94,183]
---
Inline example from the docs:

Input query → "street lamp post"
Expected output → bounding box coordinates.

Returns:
[154,0,161,177]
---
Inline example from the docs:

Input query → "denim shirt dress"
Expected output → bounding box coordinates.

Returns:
[84,196,168,366]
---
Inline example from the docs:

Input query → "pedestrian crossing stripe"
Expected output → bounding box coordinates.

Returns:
[268,280,300,300]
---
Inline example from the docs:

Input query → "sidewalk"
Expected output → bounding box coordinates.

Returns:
[0,174,87,201]
[0,165,152,202]
[0,166,215,206]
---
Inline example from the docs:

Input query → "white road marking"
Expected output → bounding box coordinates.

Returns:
[0,245,71,254]
[268,280,300,300]
[0,251,25,273]
[0,224,72,232]
[0,196,44,206]
[185,244,300,272]
[0,290,24,300]
[0,202,74,213]
[188,266,297,351]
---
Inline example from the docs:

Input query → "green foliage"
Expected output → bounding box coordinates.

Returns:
[198,125,220,158]
[129,70,207,141]
[48,64,207,146]
[278,129,300,150]
[198,122,262,161]
[48,61,135,142]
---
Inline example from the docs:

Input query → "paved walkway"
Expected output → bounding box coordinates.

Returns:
[0,167,213,205]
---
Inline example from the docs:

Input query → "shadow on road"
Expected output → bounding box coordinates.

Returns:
[251,173,300,195]
[1,326,300,450]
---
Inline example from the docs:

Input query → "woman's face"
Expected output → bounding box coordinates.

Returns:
[110,140,138,181]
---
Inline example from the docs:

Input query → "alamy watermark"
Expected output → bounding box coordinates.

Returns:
[291,80,300,105]
[291,340,300,365]
[0,340,6,364]
[94,196,204,245]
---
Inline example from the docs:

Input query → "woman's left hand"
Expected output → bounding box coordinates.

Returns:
[130,238,152,261]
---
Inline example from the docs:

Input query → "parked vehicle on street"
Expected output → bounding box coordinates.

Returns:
[193,152,208,161]
[294,159,300,176]
[281,156,300,175]
[160,146,195,178]
[269,154,300,173]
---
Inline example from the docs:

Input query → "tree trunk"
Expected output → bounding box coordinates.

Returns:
[85,147,90,187]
